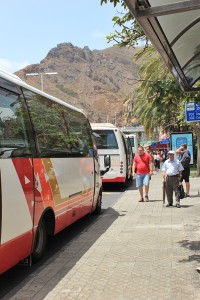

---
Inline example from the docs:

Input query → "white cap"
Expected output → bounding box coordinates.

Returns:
[168,150,175,154]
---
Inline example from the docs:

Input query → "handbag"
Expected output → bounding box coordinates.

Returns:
[178,184,185,199]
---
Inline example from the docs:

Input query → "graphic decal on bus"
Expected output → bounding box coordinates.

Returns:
[12,157,93,209]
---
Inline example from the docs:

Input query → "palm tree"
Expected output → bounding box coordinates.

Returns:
[133,47,200,174]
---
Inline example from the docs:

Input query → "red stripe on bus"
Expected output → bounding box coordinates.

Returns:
[0,230,32,275]
[102,177,126,183]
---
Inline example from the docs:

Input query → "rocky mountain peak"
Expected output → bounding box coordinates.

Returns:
[16,42,140,125]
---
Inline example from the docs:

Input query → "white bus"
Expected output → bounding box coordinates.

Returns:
[91,123,133,185]
[0,69,110,275]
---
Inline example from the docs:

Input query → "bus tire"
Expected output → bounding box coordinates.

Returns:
[94,193,102,215]
[32,219,47,262]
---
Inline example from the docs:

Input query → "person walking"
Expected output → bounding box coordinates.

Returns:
[145,145,155,171]
[154,151,161,173]
[162,150,184,208]
[175,143,191,197]
[132,145,153,202]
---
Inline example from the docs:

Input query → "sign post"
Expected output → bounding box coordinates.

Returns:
[185,102,200,122]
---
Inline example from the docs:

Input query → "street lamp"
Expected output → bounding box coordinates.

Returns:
[26,72,58,91]
[114,112,117,126]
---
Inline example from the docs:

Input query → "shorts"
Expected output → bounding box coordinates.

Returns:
[180,168,190,183]
[136,174,150,188]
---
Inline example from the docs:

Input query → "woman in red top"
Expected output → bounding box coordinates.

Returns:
[132,146,153,202]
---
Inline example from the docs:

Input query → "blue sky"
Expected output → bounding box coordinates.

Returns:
[0,0,122,73]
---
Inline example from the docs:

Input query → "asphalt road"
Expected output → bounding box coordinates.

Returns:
[102,178,136,209]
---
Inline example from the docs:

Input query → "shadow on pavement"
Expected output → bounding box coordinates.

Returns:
[179,239,200,251]
[149,199,163,202]
[0,207,120,299]
[179,204,194,208]
[103,178,136,192]
[187,194,200,198]
[178,239,200,263]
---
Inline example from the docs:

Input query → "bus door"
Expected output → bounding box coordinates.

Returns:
[0,87,35,274]
[123,136,133,177]
[90,137,101,208]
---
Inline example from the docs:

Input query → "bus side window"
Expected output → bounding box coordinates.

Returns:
[24,90,93,158]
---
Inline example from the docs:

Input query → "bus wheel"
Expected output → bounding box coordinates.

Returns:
[32,219,47,262]
[94,193,102,214]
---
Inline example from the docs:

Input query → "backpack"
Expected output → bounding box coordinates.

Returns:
[180,150,191,168]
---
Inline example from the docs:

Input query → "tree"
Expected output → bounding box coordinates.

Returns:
[101,1,200,175]
[133,47,200,174]
[100,0,148,48]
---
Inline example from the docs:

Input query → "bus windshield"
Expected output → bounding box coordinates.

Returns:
[92,129,118,149]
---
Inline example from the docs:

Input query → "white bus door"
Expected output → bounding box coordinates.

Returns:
[0,87,35,274]
[0,159,35,274]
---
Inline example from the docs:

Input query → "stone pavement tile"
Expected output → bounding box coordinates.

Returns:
[9,173,200,300]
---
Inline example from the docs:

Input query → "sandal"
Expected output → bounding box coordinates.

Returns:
[145,196,149,202]
[139,198,144,202]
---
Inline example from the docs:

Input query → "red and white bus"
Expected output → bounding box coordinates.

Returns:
[0,69,109,275]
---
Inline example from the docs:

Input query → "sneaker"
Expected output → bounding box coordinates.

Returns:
[185,194,190,197]
[176,204,181,208]
[145,195,149,202]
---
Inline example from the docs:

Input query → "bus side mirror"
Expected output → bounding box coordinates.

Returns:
[100,154,110,176]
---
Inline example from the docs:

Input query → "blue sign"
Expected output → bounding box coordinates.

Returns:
[160,138,170,144]
[185,102,200,122]
[170,132,193,164]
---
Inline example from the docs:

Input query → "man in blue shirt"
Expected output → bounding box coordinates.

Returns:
[162,150,184,208]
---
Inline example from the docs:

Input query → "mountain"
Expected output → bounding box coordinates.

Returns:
[16,43,140,125]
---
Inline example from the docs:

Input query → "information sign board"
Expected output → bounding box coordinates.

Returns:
[170,132,193,165]
[185,102,200,122]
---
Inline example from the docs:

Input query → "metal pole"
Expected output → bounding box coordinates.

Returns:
[40,73,44,91]
[26,72,58,91]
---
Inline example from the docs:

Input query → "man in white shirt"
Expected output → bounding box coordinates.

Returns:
[162,150,184,208]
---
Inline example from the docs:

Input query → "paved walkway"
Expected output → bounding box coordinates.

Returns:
[7,172,200,299]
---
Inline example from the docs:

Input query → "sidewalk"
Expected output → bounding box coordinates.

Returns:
[8,172,200,299]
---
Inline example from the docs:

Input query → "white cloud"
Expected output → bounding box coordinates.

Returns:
[0,58,30,73]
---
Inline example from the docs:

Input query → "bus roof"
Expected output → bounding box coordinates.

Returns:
[0,69,85,116]
[91,123,117,129]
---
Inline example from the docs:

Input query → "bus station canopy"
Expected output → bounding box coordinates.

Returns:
[124,0,200,91]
